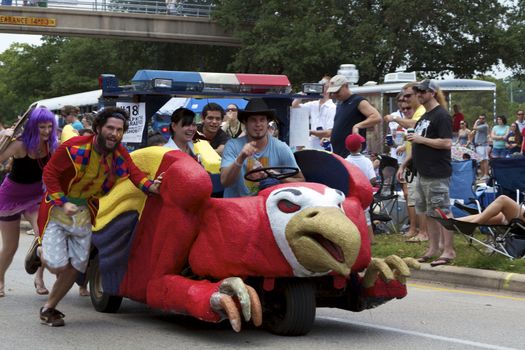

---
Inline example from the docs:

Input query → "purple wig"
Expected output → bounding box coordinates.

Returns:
[21,107,59,155]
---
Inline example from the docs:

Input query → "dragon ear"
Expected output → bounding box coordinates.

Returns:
[294,149,373,208]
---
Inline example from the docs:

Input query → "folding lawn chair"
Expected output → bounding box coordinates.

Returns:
[435,214,525,259]
[369,155,404,233]
[489,157,525,201]
[449,159,480,218]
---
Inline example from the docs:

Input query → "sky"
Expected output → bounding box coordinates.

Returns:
[0,33,513,80]
[0,33,42,52]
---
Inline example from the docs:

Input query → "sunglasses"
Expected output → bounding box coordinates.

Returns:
[518,113,524,116]
[226,108,238,112]
[403,93,413,99]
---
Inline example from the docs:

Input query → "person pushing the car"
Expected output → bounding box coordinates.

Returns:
[25,107,163,327]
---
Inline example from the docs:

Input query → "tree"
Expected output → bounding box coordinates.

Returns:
[213,0,512,85]
[0,35,238,120]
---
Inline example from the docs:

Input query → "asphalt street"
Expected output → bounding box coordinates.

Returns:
[1,233,524,350]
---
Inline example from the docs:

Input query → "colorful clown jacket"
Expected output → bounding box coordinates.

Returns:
[37,135,153,237]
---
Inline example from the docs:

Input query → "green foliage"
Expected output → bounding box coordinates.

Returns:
[0,36,237,121]
[213,0,512,85]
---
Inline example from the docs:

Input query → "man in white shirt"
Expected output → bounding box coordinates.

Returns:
[291,76,336,150]
[515,110,525,132]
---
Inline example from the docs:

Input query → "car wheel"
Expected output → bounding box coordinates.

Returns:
[262,279,316,336]
[89,255,123,313]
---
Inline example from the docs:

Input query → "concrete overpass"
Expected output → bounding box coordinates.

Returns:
[0,5,240,46]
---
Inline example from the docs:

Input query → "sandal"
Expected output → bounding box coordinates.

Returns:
[417,255,434,263]
[25,237,41,275]
[430,257,454,267]
[0,287,4,297]
[40,307,65,327]
[406,235,429,243]
[34,281,49,295]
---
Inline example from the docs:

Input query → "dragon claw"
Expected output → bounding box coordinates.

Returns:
[210,277,262,332]
[362,255,420,288]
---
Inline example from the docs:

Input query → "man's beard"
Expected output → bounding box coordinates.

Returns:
[96,133,120,153]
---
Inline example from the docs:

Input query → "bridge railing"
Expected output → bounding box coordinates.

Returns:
[1,0,214,17]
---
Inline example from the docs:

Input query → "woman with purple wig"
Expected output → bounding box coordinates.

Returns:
[0,107,58,297]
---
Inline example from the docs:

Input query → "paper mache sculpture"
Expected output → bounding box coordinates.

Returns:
[89,147,419,336]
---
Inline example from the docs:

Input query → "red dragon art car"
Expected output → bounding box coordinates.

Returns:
[88,146,418,336]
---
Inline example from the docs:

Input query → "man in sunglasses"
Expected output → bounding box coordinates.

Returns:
[327,75,381,158]
[26,107,163,327]
[398,79,455,267]
[387,82,428,242]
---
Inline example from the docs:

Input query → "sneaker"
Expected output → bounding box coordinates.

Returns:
[25,237,41,275]
[40,307,65,327]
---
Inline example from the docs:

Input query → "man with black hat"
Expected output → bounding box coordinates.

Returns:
[220,99,304,197]
[398,79,455,267]
[328,75,382,158]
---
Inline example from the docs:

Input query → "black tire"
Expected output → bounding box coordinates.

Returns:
[89,255,123,313]
[262,279,316,336]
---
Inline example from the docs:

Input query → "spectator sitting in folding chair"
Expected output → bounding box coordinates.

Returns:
[450,195,523,226]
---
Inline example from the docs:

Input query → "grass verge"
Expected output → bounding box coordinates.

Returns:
[372,232,525,274]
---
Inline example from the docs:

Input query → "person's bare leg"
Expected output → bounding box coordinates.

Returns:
[458,195,520,225]
[367,225,374,244]
[418,214,429,239]
[405,206,418,237]
[481,160,489,177]
[24,211,48,294]
[0,220,21,296]
[421,216,441,258]
[43,264,78,309]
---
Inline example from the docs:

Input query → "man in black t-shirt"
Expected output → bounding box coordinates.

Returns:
[398,79,455,267]
[327,75,381,158]
[198,103,230,156]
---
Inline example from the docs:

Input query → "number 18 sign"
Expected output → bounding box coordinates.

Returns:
[116,102,146,143]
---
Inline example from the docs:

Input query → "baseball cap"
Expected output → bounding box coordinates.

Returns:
[345,133,365,153]
[327,75,349,93]
[414,79,439,92]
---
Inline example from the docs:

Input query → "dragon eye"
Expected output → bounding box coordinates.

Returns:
[277,199,301,213]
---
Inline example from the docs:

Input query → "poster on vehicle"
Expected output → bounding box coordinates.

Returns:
[117,102,146,143]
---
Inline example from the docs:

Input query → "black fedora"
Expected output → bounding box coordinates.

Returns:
[238,98,276,123]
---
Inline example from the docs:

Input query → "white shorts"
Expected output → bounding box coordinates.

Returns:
[475,145,489,160]
[42,206,92,273]
[364,208,371,225]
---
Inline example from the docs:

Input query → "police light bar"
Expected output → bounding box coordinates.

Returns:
[131,70,203,92]
[153,78,173,89]
[200,73,240,93]
[236,74,292,94]
[129,70,294,94]
[302,83,324,94]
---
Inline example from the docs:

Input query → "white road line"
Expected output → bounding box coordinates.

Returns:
[317,316,518,350]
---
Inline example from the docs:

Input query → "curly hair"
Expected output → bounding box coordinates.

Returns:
[92,107,129,134]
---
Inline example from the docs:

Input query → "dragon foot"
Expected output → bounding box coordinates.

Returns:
[210,277,263,332]
[362,256,420,289]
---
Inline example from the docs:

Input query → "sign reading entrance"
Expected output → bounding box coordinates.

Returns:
[0,15,56,27]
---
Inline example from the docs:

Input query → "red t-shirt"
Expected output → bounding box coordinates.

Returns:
[452,113,464,132]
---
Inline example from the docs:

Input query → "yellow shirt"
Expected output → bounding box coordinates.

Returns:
[68,148,112,202]
[406,105,426,156]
